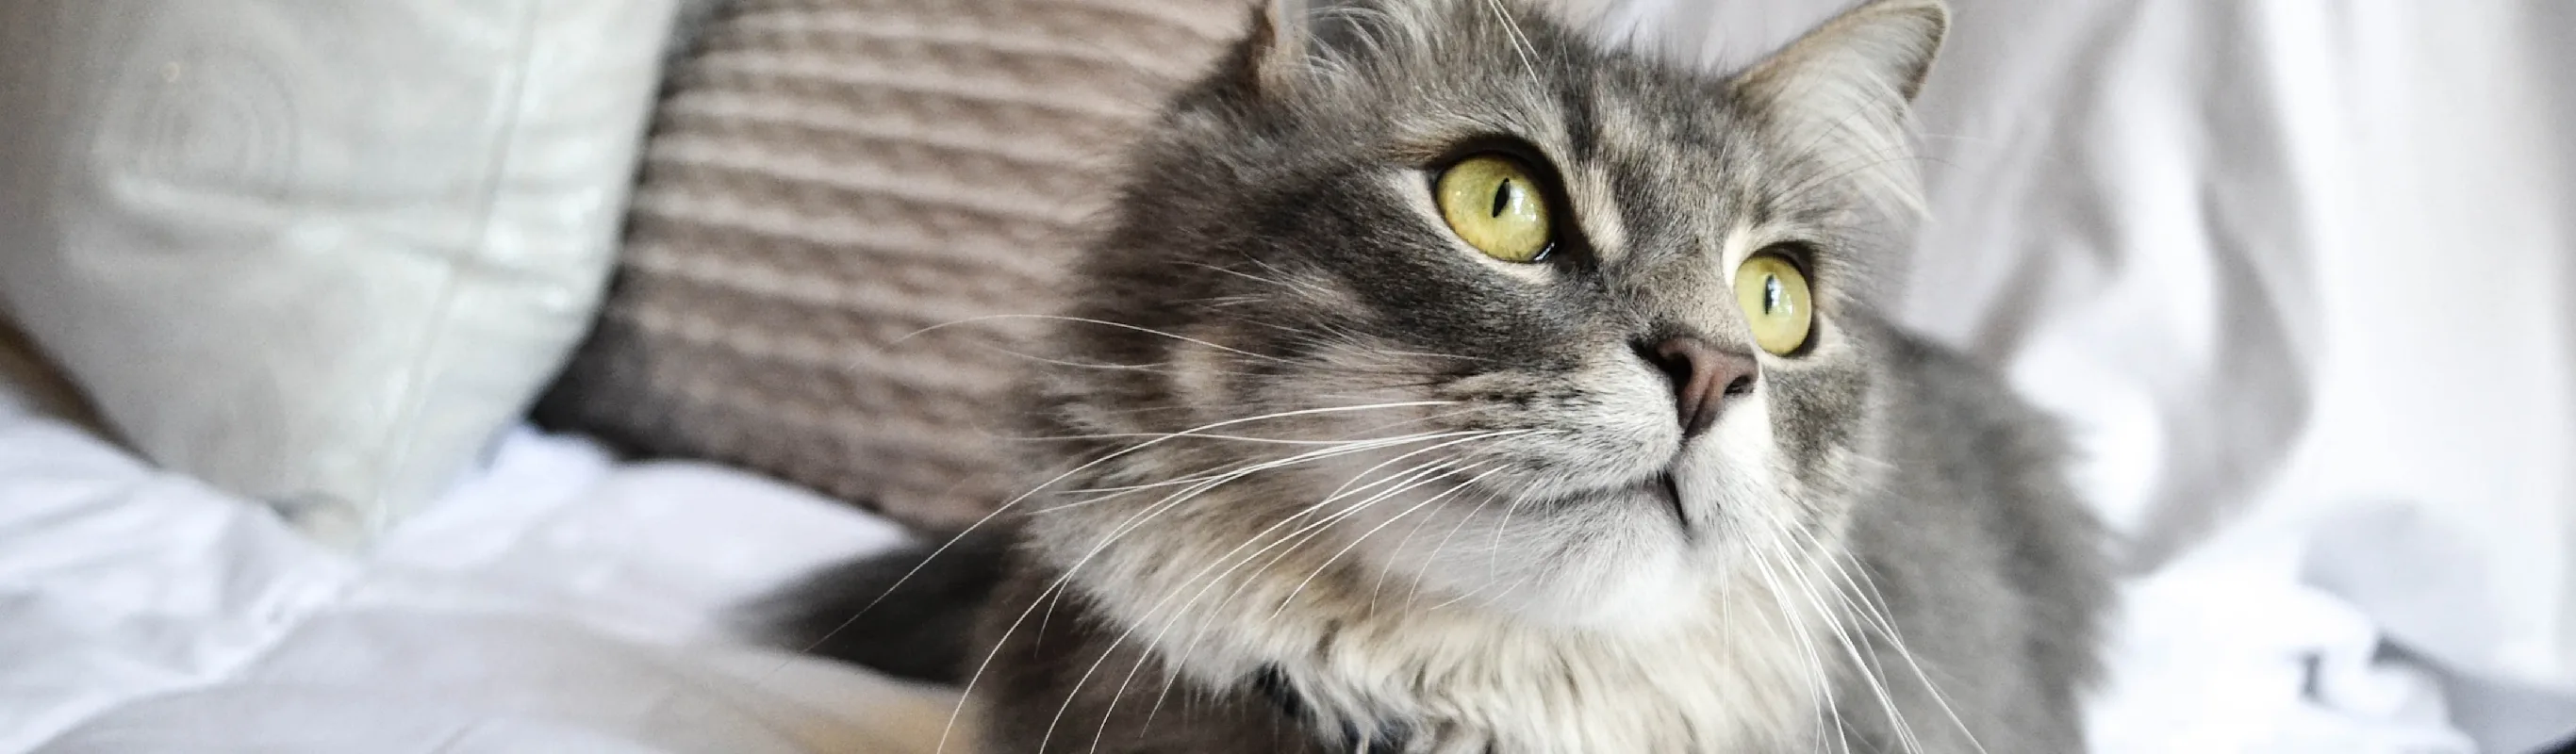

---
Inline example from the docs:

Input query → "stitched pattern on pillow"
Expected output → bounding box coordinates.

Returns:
[539,0,1249,530]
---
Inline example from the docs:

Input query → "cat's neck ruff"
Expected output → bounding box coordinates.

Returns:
[1032,502,1850,752]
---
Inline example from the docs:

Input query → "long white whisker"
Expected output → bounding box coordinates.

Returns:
[1128,438,1527,732]
[1787,518,1990,754]
[785,401,1461,664]
[895,313,1294,364]
[1268,464,1502,620]
[1736,525,1843,754]
[1067,433,1525,748]
[1021,433,1472,751]
[1737,502,1932,754]
[1481,0,1542,84]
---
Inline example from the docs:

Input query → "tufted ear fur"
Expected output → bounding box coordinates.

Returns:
[1736,0,1947,104]
[1731,0,1949,211]
[1243,0,1363,90]
[1239,0,1617,94]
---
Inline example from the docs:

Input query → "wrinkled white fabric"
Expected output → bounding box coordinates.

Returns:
[0,406,958,754]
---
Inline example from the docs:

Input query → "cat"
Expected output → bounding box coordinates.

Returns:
[765,0,2108,751]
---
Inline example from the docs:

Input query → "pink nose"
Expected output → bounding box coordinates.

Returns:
[1646,336,1758,438]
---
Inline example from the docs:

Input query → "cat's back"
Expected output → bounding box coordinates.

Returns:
[1834,330,2109,753]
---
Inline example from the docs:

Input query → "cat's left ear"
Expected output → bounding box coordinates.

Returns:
[1732,0,1948,107]
[1730,0,1947,210]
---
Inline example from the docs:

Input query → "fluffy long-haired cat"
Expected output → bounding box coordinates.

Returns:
[768,1,2107,751]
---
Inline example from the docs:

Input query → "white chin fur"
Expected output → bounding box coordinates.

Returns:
[1356,401,1782,631]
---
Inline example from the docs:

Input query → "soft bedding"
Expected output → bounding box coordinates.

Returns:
[0,393,959,754]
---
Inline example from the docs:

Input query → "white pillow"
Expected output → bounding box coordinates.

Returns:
[0,0,680,547]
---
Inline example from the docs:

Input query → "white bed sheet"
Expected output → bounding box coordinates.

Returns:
[0,394,961,754]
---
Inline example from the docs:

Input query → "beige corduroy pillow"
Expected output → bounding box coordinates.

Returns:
[539,0,1253,530]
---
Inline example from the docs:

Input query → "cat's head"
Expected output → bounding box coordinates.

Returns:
[1023,0,1947,629]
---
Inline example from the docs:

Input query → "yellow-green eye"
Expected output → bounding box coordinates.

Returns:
[1734,254,1814,355]
[1436,155,1551,263]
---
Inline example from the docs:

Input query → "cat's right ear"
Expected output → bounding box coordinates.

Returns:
[1253,0,1313,84]
[1233,0,1362,93]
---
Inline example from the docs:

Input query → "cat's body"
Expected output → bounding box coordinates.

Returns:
[769,1,2106,752]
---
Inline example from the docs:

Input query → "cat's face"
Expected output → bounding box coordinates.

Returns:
[1029,0,1944,628]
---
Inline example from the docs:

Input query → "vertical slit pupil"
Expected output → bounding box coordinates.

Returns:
[1491,179,1514,218]
[1763,275,1785,315]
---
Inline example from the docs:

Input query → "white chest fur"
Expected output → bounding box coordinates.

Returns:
[1060,535,1841,753]
[1280,590,1830,752]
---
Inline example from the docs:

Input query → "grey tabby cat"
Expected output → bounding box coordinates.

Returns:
[768,0,2108,751]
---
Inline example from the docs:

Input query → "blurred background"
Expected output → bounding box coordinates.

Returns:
[0,0,2569,752]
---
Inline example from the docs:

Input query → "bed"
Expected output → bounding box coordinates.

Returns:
[3,0,2572,752]
[0,396,962,753]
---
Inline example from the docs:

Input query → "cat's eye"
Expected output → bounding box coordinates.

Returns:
[1734,253,1814,355]
[1435,155,1552,263]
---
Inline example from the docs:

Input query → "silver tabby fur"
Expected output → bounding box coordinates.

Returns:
[770,1,2108,751]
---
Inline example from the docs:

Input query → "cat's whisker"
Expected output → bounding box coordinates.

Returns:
[1786,518,1992,754]
[1128,432,1525,638]
[1178,258,1297,288]
[1268,463,1502,621]
[1736,524,1841,753]
[1118,489,1387,739]
[1055,432,1523,746]
[1025,435,1472,751]
[1035,432,1476,513]
[1781,544,1928,754]
[1127,437,1525,731]
[967,342,1169,372]
[1118,455,1510,745]
[968,327,1469,384]
[1736,502,1932,754]
[943,574,1071,753]
[1388,484,1506,611]
[1734,510,1890,753]
[1366,482,1479,618]
[1023,428,1466,450]
[1142,459,1497,732]
[1479,0,1544,85]
[1424,486,1565,613]
[1049,402,1487,436]
[897,313,1297,365]
[1317,430,1513,501]
[1056,403,1504,452]
[1234,256,1344,303]
[1091,458,1477,742]
[784,400,1460,669]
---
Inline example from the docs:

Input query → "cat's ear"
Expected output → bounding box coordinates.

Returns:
[1730,0,1948,211]
[1236,0,1373,92]
[1732,0,1948,107]
[1245,0,1310,90]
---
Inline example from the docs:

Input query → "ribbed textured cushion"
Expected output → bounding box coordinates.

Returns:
[538,0,1251,530]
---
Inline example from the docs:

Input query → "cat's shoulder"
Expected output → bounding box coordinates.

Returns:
[1880,329,2067,452]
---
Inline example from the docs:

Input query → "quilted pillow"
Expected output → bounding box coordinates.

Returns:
[538,0,1252,530]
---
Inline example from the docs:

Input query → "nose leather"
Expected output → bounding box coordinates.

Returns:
[1646,336,1758,438]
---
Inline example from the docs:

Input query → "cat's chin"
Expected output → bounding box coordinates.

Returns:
[1373,480,1717,631]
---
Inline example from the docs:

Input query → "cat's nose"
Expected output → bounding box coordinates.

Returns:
[1643,336,1758,438]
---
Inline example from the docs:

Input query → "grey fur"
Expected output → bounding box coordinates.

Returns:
[767,1,2106,751]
